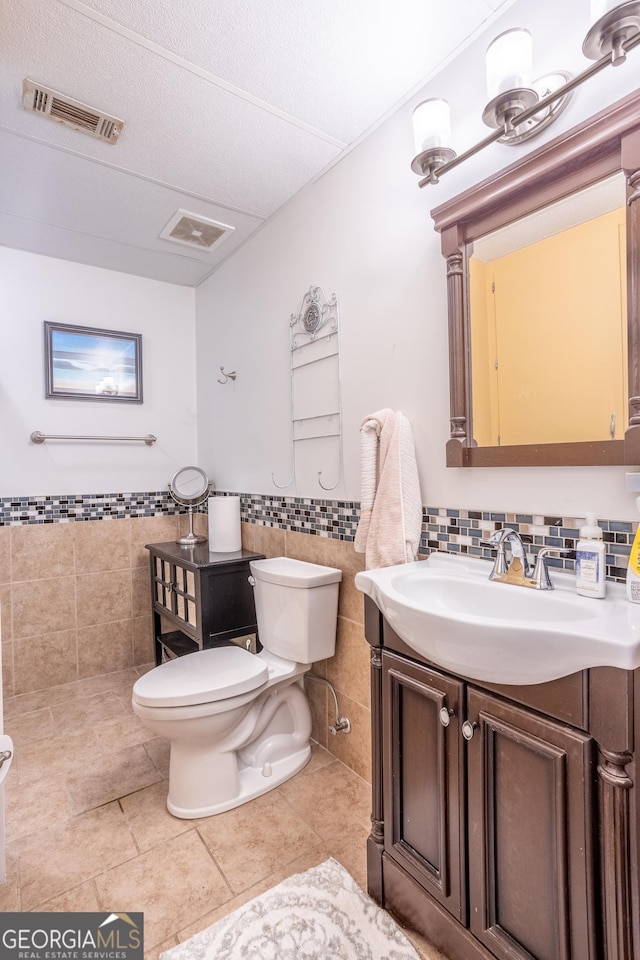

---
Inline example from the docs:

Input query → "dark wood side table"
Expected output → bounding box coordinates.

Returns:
[146,541,265,664]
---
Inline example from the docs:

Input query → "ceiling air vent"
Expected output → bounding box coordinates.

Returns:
[159,210,235,250]
[22,79,124,144]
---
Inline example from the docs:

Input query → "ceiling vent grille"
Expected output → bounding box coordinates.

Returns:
[22,79,124,144]
[159,210,235,250]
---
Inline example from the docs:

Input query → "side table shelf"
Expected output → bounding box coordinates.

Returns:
[146,541,265,664]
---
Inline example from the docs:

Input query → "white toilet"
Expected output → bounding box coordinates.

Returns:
[132,557,342,819]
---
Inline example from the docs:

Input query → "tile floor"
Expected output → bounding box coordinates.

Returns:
[0,666,446,960]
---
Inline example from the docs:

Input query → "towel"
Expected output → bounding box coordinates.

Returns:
[354,408,422,569]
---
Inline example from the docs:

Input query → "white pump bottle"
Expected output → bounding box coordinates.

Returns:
[575,513,606,598]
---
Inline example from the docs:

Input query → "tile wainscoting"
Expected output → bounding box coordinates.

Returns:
[1,490,637,786]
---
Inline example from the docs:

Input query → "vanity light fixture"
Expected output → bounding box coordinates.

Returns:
[412,0,640,185]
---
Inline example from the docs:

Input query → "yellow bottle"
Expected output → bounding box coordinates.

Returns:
[627,525,640,603]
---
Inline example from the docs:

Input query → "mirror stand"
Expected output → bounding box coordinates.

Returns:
[177,506,206,546]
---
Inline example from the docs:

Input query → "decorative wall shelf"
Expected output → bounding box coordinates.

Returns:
[272,285,343,491]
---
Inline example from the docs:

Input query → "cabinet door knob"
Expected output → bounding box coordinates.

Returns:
[248,575,256,586]
[462,720,478,741]
[439,707,455,727]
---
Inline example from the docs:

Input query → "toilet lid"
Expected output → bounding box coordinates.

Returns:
[133,646,269,708]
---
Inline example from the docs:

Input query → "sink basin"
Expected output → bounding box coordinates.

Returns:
[355,552,640,684]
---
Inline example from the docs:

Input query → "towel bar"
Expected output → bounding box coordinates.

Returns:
[31,431,157,445]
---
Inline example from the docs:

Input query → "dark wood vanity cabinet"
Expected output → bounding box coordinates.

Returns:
[382,655,466,922]
[366,599,639,960]
[147,541,265,664]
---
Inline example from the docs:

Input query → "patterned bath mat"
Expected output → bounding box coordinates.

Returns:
[160,857,421,960]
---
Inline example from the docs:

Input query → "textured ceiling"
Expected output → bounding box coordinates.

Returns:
[0,0,511,285]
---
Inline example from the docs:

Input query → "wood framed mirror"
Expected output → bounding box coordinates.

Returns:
[431,88,640,467]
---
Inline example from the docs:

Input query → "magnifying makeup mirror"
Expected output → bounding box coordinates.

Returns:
[169,466,212,546]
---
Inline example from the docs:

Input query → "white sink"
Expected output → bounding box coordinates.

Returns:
[355,552,640,684]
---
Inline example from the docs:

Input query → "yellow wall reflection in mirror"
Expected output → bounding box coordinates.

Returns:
[470,207,627,446]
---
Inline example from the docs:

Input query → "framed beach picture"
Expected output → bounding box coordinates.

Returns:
[44,322,143,402]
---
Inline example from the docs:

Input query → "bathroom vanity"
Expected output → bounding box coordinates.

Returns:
[146,541,265,663]
[363,594,640,960]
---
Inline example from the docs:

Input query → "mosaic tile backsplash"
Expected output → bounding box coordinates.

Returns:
[0,491,636,583]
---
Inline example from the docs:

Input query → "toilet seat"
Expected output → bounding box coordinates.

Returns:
[132,645,269,708]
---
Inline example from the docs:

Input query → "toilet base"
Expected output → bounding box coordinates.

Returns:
[166,743,311,819]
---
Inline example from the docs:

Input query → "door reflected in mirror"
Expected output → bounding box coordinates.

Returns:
[468,172,627,448]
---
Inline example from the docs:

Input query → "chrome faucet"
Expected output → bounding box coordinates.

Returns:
[483,528,566,590]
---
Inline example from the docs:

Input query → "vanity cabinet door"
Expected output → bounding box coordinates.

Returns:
[382,651,466,921]
[466,687,597,960]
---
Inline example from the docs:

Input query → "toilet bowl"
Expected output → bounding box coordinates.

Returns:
[132,557,342,818]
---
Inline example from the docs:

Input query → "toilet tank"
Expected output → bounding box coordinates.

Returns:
[249,557,342,663]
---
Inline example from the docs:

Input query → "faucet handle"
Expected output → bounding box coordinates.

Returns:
[480,536,509,577]
[531,546,569,590]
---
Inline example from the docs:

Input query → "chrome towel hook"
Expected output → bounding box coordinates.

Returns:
[217,367,237,384]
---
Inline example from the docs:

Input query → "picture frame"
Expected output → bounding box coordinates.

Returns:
[44,322,143,402]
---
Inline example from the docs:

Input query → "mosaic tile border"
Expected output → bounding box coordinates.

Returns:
[1,491,636,583]
[0,491,179,525]
[422,507,638,584]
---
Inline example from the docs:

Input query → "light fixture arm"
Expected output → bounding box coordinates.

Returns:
[417,15,640,188]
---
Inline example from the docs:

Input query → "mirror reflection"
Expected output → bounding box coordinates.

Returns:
[468,172,627,447]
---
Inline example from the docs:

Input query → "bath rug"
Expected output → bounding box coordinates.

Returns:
[160,856,421,960]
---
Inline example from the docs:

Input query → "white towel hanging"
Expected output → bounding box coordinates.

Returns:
[354,409,422,569]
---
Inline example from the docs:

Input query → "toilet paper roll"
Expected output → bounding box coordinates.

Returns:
[208,496,241,552]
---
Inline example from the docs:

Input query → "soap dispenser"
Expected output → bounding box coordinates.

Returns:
[575,513,606,598]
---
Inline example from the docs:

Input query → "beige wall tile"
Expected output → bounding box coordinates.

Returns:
[13,629,78,695]
[285,529,331,565]
[132,565,152,619]
[132,615,154,666]
[76,569,131,626]
[191,511,208,539]
[10,523,75,582]
[304,676,328,749]
[325,694,372,783]
[0,527,11,584]
[2,639,14,699]
[323,536,366,624]
[240,519,254,550]
[12,577,76,638]
[74,518,131,573]
[0,583,12,640]
[326,617,370,709]
[78,620,133,678]
[252,524,286,557]
[130,516,180,568]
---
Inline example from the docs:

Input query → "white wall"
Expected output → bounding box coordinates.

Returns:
[195,0,640,522]
[0,248,197,496]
